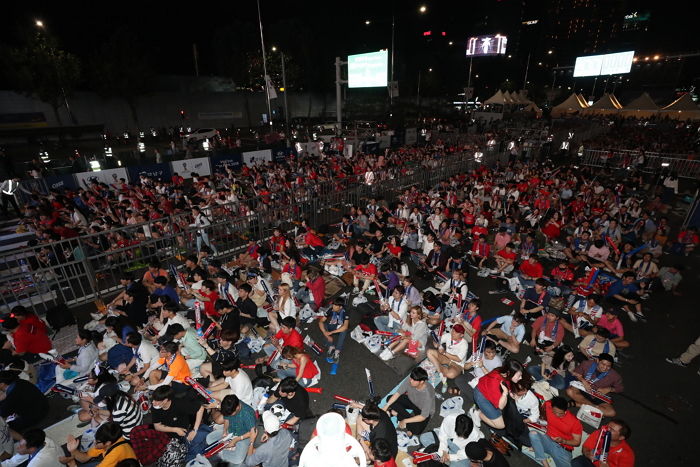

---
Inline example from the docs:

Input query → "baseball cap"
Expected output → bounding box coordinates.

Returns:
[452,323,466,334]
[262,410,280,433]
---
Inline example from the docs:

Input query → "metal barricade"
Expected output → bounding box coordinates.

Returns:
[581,149,700,179]
[0,152,475,314]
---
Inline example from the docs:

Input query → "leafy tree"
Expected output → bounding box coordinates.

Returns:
[88,28,155,127]
[1,31,81,125]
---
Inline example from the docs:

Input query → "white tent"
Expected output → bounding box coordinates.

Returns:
[503,91,518,104]
[661,93,700,120]
[620,92,659,118]
[586,93,623,111]
[484,90,507,105]
[551,93,589,117]
[517,90,533,105]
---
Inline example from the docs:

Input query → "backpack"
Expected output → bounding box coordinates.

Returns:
[129,424,170,465]
[45,303,75,331]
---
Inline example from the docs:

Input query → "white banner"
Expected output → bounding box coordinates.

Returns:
[74,168,129,189]
[242,149,272,165]
[170,157,211,178]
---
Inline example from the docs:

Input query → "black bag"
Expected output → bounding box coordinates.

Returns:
[45,303,75,331]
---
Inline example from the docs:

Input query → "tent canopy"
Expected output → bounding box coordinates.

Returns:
[662,93,700,111]
[484,90,507,105]
[587,93,623,110]
[551,93,589,114]
[623,92,659,111]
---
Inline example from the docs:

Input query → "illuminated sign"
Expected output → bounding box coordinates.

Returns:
[466,35,508,56]
[573,51,635,77]
[522,20,539,25]
[348,50,389,88]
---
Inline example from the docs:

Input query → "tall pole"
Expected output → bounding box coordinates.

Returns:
[193,43,199,77]
[335,57,343,128]
[523,51,532,89]
[467,56,473,93]
[591,76,598,101]
[390,13,396,107]
[281,52,290,137]
[416,70,422,110]
[257,0,273,127]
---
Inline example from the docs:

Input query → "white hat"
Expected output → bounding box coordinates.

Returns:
[262,410,280,433]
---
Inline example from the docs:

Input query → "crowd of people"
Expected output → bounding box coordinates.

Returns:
[0,139,699,467]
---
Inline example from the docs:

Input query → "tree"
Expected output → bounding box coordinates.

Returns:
[88,28,155,128]
[1,31,81,125]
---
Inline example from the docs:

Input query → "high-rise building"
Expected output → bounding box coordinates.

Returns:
[545,0,626,60]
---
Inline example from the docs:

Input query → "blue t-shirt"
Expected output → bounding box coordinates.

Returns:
[326,308,349,327]
[154,286,180,304]
[606,280,640,298]
[522,287,550,308]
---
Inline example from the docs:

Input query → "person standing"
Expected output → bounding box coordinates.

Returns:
[191,206,217,255]
[1,177,29,218]
[666,335,700,375]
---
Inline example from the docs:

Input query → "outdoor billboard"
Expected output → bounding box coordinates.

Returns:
[348,50,388,88]
[466,35,508,56]
[573,51,635,77]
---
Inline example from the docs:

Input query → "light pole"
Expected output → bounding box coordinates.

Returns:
[256,0,273,128]
[281,52,290,137]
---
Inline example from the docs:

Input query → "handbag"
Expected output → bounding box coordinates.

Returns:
[157,437,188,467]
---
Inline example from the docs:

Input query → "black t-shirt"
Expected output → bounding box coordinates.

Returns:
[280,388,312,420]
[470,440,510,467]
[370,410,398,458]
[218,309,241,333]
[237,297,258,321]
[151,392,202,433]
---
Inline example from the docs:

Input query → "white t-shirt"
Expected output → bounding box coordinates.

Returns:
[440,334,468,366]
[515,390,540,421]
[387,296,408,328]
[135,340,160,372]
[474,354,503,379]
[437,413,484,462]
[495,315,526,342]
[226,370,253,406]
[276,297,297,319]
[158,313,191,337]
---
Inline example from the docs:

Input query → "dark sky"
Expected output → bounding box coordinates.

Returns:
[2,1,698,95]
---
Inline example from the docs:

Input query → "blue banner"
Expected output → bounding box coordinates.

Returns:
[127,162,172,182]
[44,174,79,192]
[211,152,243,173]
[272,147,296,163]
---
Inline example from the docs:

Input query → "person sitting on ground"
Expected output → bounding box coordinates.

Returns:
[268,283,297,334]
[571,419,635,467]
[166,323,207,373]
[527,345,576,391]
[352,257,378,295]
[208,358,254,407]
[148,341,191,391]
[1,316,52,358]
[491,242,517,277]
[258,316,303,364]
[514,255,544,289]
[0,370,49,433]
[605,272,645,323]
[563,294,603,337]
[266,377,312,428]
[353,399,398,463]
[242,410,295,467]
[528,396,582,467]
[381,367,435,436]
[64,422,137,467]
[595,309,631,350]
[153,304,190,342]
[473,359,529,430]
[567,353,623,418]
[468,234,490,270]
[380,306,429,362]
[279,345,320,387]
[484,312,527,355]
[530,309,566,355]
[519,279,551,319]
[369,438,398,467]
[426,324,469,387]
[318,298,350,364]
[464,439,510,467]
[374,286,408,334]
[121,332,160,389]
[205,394,257,466]
[198,329,240,380]
[418,412,483,466]
[4,429,62,467]
[54,328,99,385]
[578,328,617,360]
[452,340,503,397]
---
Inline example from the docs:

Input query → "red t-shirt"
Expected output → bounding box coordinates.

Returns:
[463,312,482,335]
[543,401,582,450]
[305,232,325,248]
[355,264,377,277]
[374,460,397,467]
[583,428,635,467]
[387,244,402,256]
[13,315,52,354]
[520,261,544,278]
[275,329,304,350]
[295,354,319,379]
[201,290,221,318]
[307,276,326,309]
[497,250,517,261]
[477,370,506,407]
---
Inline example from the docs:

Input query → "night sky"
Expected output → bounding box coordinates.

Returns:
[1,1,697,96]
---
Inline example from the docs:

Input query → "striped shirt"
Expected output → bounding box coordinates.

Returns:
[111,394,144,439]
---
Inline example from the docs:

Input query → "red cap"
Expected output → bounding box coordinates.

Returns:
[452,323,466,334]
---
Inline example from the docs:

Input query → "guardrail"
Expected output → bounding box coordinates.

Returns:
[581,149,700,179]
[0,152,479,315]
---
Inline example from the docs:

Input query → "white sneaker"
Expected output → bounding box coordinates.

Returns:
[627,311,638,323]
[353,287,360,294]
[379,348,394,361]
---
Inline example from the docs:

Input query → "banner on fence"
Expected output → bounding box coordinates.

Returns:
[171,157,211,178]
[242,149,272,165]
[127,163,172,182]
[74,168,129,189]
[211,152,244,173]
[45,174,79,192]
[272,147,296,163]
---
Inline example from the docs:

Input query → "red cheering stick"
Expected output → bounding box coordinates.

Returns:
[411,451,441,463]
[525,421,547,433]
[606,236,620,256]
[203,433,234,458]
[334,395,356,404]
[202,322,217,339]
[303,335,324,356]
[374,330,399,337]
[267,349,279,366]
[184,377,216,404]
[52,384,78,397]
[193,301,203,331]
[435,271,448,282]
[595,426,612,462]
[241,364,257,369]
[306,387,323,394]
[438,320,446,339]
[586,388,612,405]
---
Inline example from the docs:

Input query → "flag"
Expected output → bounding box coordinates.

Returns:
[265,75,278,99]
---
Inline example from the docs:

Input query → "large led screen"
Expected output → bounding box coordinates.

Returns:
[348,50,388,88]
[466,35,508,56]
[574,51,635,77]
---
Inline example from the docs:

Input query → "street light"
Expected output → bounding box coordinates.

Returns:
[428,68,433,72]
[448,41,453,45]
[271,46,277,52]
[35,19,44,28]
[419,5,427,13]
[365,20,371,25]
[548,50,553,54]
